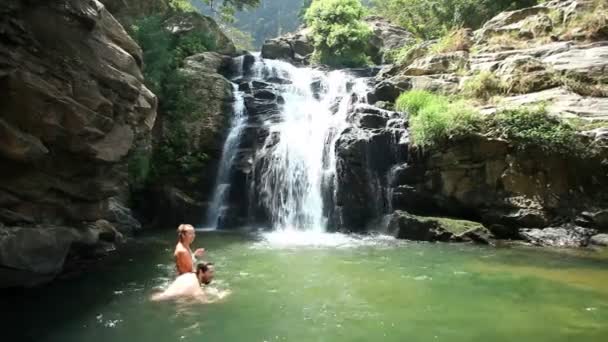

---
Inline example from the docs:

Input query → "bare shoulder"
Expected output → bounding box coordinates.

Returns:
[174,244,187,256]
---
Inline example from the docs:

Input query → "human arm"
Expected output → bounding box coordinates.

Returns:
[193,248,205,258]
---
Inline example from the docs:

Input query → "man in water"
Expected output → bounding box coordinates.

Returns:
[151,262,218,302]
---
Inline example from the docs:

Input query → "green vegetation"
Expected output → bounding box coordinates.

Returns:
[558,0,608,40]
[385,40,424,65]
[304,0,372,67]
[197,0,261,22]
[430,28,472,54]
[424,216,486,235]
[396,90,587,154]
[396,90,482,147]
[128,148,153,191]
[462,71,506,101]
[130,15,216,184]
[169,0,197,11]
[490,106,583,154]
[558,72,608,97]
[371,0,537,39]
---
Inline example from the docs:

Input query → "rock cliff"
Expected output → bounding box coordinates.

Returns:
[0,0,157,287]
[336,0,608,247]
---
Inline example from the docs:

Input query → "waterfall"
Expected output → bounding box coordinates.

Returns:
[206,54,371,232]
[205,84,247,228]
[252,58,369,231]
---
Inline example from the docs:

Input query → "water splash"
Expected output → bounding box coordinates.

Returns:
[253,231,400,249]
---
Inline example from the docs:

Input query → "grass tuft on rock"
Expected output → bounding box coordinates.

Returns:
[396,90,482,147]
[462,71,506,101]
[396,90,589,153]
[431,28,472,54]
[489,106,585,154]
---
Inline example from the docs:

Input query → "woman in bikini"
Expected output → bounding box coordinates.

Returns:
[174,224,205,275]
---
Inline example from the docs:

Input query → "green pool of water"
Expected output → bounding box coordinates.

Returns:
[3,230,608,342]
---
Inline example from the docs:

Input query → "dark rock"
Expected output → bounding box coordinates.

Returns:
[582,210,608,232]
[267,76,293,85]
[387,211,452,241]
[242,53,256,74]
[386,211,492,243]
[103,197,141,234]
[238,81,252,93]
[252,80,272,89]
[88,219,124,243]
[358,114,388,129]
[156,187,206,228]
[367,81,402,104]
[345,67,383,78]
[254,89,277,101]
[334,122,408,230]
[261,38,294,61]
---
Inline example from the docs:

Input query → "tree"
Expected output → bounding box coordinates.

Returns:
[199,0,261,23]
[304,0,372,67]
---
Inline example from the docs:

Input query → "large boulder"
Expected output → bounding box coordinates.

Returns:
[0,222,124,288]
[261,29,313,65]
[403,51,469,76]
[261,17,413,65]
[520,225,597,247]
[365,16,415,64]
[386,211,494,243]
[474,6,552,43]
[0,0,156,287]
[178,52,234,157]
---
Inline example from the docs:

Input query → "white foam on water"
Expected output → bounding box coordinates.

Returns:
[253,230,400,249]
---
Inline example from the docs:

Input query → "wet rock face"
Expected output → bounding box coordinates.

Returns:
[207,75,289,229]
[380,135,608,239]
[334,104,409,231]
[0,0,157,287]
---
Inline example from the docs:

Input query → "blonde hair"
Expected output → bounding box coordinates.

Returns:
[177,224,195,242]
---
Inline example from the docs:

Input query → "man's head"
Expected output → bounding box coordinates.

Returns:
[196,262,215,285]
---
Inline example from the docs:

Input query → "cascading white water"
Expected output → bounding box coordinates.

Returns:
[205,83,247,228]
[250,57,370,232]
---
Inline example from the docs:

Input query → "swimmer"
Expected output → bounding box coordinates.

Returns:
[175,224,205,275]
[151,262,229,303]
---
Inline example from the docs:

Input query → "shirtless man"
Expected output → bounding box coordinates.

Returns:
[175,224,205,275]
[151,262,217,302]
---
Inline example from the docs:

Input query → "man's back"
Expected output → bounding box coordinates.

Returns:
[150,273,205,302]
